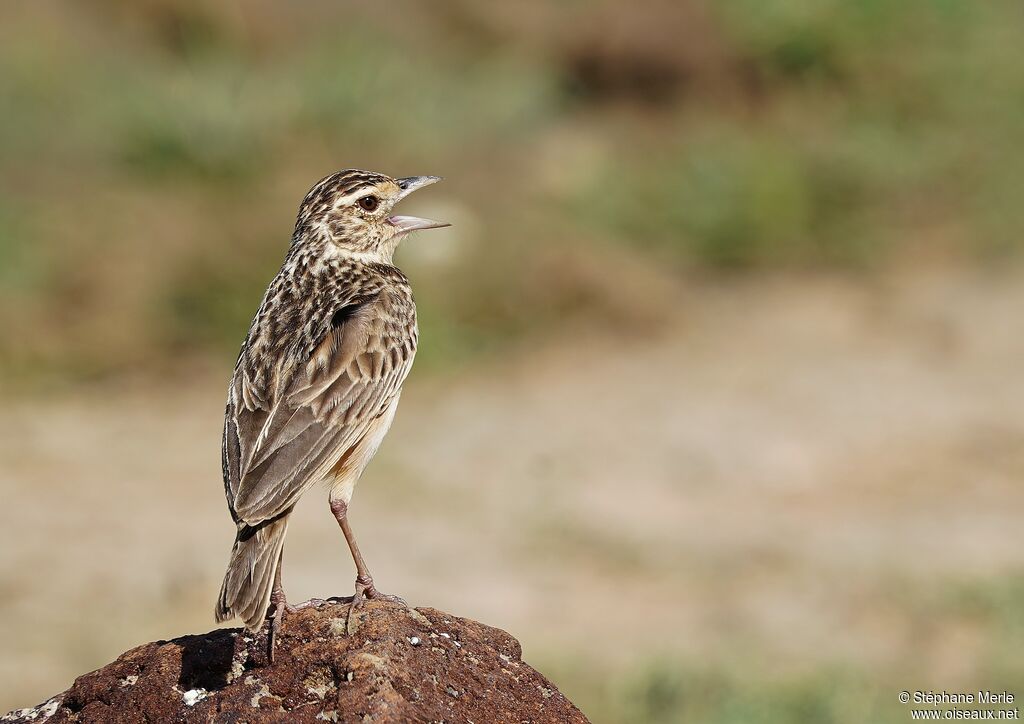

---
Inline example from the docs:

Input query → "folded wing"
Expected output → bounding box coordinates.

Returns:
[222,289,415,526]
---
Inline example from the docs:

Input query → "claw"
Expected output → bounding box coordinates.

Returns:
[355,574,406,605]
[289,596,350,611]
[267,586,290,664]
[343,575,406,633]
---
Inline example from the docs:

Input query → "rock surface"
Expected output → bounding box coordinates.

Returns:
[2,601,588,723]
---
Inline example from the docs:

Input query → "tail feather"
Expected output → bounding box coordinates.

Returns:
[215,514,290,629]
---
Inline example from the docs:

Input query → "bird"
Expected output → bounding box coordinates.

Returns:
[214,169,448,657]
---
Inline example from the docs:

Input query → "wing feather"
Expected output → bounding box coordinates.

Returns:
[223,288,415,526]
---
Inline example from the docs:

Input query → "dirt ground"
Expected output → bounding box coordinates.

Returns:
[2,267,1022,717]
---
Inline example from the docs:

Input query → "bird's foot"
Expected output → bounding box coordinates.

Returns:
[344,575,406,632]
[353,574,406,606]
[266,587,292,664]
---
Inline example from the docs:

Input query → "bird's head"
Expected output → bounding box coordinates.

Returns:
[293,169,448,263]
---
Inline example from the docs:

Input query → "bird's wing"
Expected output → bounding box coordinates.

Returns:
[223,290,415,526]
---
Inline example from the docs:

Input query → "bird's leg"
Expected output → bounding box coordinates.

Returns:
[265,553,340,661]
[266,551,290,663]
[330,498,406,611]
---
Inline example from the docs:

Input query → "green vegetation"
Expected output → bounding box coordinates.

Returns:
[537,573,1024,723]
[1,0,1022,385]
[600,664,887,724]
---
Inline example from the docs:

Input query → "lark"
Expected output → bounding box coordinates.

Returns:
[215,170,447,655]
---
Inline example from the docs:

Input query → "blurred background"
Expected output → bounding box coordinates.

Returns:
[1,1,1023,721]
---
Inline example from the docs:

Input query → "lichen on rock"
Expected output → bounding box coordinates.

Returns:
[2,601,588,723]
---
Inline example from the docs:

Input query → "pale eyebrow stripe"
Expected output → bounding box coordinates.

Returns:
[334,183,382,204]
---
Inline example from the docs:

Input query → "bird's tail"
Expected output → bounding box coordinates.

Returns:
[215,514,290,630]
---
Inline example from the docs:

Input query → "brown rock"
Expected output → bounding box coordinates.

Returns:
[2,601,589,723]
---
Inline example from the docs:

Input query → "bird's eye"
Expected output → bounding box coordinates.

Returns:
[357,196,379,212]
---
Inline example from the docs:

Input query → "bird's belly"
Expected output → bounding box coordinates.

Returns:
[327,394,401,505]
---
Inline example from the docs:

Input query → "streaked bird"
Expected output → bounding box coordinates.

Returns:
[214,169,447,656]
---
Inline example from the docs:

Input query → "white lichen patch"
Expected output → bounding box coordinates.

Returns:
[118,675,139,688]
[406,609,432,628]
[228,657,246,684]
[538,685,554,699]
[303,669,336,699]
[307,683,332,699]
[245,675,272,708]
[39,698,61,719]
[226,644,249,683]
[408,636,421,646]
[182,688,208,706]
[1,695,62,722]
[316,711,339,722]
[346,611,363,635]
[434,631,463,650]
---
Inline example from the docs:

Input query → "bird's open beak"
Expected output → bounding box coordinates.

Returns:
[390,176,449,233]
